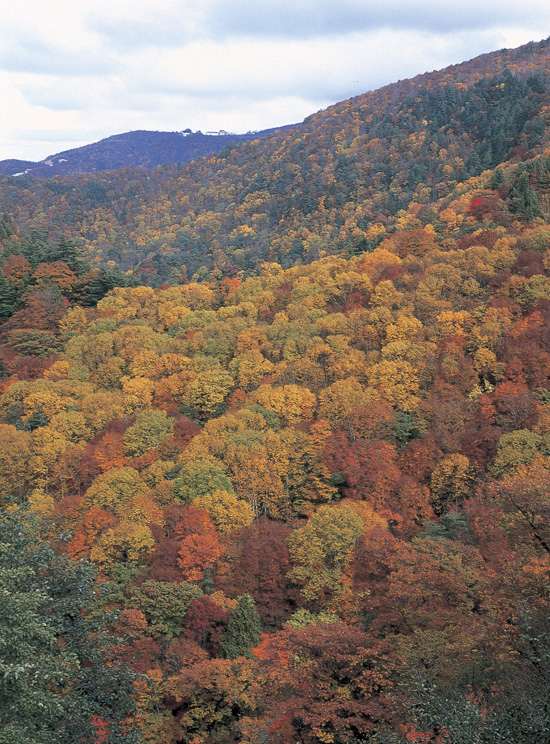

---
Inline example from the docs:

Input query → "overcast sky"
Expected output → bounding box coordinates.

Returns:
[0,0,549,161]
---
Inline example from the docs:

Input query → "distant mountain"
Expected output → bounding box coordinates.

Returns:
[0,127,292,178]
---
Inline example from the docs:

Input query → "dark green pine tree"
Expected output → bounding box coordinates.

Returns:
[464,148,483,178]
[510,169,540,219]
[0,266,17,319]
[535,157,550,189]
[84,267,137,306]
[490,167,505,189]
[220,593,262,660]
[0,213,14,240]
[55,236,90,275]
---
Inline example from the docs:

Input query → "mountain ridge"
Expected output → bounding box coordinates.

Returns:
[0,125,296,179]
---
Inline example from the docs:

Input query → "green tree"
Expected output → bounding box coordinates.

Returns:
[0,266,17,318]
[509,168,540,219]
[181,368,233,420]
[126,580,203,639]
[172,459,234,503]
[287,503,365,603]
[220,593,262,659]
[491,429,543,479]
[123,409,175,457]
[0,508,140,744]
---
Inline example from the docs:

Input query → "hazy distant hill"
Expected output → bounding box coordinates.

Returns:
[0,127,291,178]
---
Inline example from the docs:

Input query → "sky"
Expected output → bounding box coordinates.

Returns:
[0,0,549,162]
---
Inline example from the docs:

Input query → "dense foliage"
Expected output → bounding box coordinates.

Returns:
[0,39,549,284]
[2,35,550,744]
[0,508,140,744]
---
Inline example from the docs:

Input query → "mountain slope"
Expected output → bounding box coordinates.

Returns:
[2,159,550,742]
[2,38,550,744]
[0,127,291,178]
[0,37,549,283]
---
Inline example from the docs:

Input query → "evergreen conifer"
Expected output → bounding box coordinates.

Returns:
[220,593,262,659]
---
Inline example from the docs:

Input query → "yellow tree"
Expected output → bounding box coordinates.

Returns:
[123,409,175,457]
[0,424,33,500]
[84,467,149,517]
[368,360,421,412]
[21,389,71,426]
[266,427,337,513]
[253,384,316,425]
[29,427,72,489]
[430,454,478,515]
[194,490,255,534]
[91,521,156,571]
[48,410,93,445]
[229,350,275,391]
[224,437,286,518]
[318,377,377,429]
[79,391,127,434]
[59,305,89,336]
[182,368,233,420]
[287,503,365,607]
[121,376,156,412]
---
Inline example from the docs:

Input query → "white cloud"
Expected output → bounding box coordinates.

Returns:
[204,0,550,39]
[19,75,120,112]
[88,0,550,45]
[124,29,514,103]
[0,0,548,160]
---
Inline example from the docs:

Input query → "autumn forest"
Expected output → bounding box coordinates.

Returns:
[2,37,550,744]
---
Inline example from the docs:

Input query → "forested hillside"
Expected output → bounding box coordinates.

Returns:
[0,38,549,284]
[1,37,550,744]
